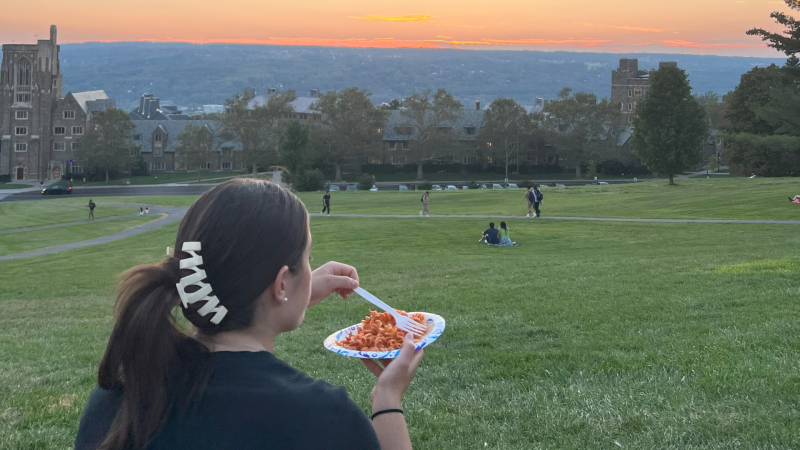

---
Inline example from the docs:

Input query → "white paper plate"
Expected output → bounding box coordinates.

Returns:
[324,312,445,359]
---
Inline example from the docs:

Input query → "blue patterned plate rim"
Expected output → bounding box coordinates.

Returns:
[323,312,445,359]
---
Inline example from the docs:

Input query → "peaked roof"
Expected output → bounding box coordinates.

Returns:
[383,109,485,141]
[71,90,111,114]
[248,95,319,114]
[132,120,241,154]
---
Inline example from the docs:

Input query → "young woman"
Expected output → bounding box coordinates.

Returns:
[75,179,424,450]
[420,191,429,217]
[322,190,331,214]
[498,221,515,246]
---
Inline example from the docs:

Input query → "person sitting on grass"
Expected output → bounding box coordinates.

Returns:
[498,222,517,246]
[74,179,424,450]
[480,222,501,245]
[790,195,800,203]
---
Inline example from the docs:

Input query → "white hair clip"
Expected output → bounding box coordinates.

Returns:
[175,242,228,325]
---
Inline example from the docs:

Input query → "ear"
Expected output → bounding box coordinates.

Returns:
[270,265,291,305]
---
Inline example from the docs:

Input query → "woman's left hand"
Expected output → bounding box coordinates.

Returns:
[309,261,359,307]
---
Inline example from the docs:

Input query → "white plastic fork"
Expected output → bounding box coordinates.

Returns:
[354,287,428,336]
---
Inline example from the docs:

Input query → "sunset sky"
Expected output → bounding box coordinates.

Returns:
[0,0,792,57]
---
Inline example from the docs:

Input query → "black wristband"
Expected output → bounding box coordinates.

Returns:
[371,408,404,421]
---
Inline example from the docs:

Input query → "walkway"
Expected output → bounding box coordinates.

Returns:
[0,204,187,261]
[309,213,800,225]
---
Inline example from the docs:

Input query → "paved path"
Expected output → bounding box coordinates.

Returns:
[0,205,187,261]
[309,213,800,225]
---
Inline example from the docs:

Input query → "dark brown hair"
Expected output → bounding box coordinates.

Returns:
[97,179,309,449]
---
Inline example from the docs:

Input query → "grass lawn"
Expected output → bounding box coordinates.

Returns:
[372,172,656,182]
[0,215,159,256]
[0,210,798,448]
[56,177,800,221]
[0,183,30,189]
[76,172,248,186]
[0,202,138,231]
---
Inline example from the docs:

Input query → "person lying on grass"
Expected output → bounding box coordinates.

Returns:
[790,195,800,203]
[75,178,424,450]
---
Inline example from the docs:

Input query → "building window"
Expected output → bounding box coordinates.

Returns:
[155,134,162,141]
[53,142,66,151]
[221,161,231,170]
[133,134,141,140]
[53,79,58,87]
[64,110,75,119]
[54,127,65,135]
[17,58,31,86]
[628,116,633,124]
[619,102,624,111]
[628,103,632,111]
[15,143,28,152]
[130,147,138,156]
[72,126,84,135]
[463,156,478,164]
[150,162,166,171]
[71,162,82,174]
[222,148,232,156]
[201,162,212,170]
[15,126,27,135]
[15,110,28,120]
[16,92,31,103]
[628,89,632,97]
[391,155,407,164]
[155,145,163,157]
[72,142,81,150]
[402,141,409,150]
[530,156,539,165]
[465,126,476,135]
[547,155,556,164]
[634,88,642,96]
[298,113,308,120]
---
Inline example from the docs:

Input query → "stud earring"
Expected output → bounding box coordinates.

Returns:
[284,297,288,302]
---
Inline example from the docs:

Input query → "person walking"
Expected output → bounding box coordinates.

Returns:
[524,187,534,217]
[532,186,543,218]
[74,179,423,450]
[322,190,331,215]
[88,199,96,221]
[82,177,86,187]
[138,208,144,216]
[420,191,430,216]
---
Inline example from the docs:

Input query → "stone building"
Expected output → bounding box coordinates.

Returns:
[131,120,241,172]
[0,25,115,181]
[611,58,678,125]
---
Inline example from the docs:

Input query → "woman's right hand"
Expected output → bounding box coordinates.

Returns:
[362,332,425,412]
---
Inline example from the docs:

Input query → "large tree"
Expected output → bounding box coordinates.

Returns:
[632,65,708,185]
[175,124,214,180]
[747,0,800,65]
[76,109,138,184]
[220,90,295,175]
[310,87,386,182]
[536,88,618,179]
[401,88,463,180]
[279,121,311,191]
[480,98,530,182]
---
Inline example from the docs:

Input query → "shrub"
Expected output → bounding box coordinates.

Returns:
[294,169,326,192]
[598,160,626,176]
[130,156,150,176]
[0,174,11,183]
[467,180,481,189]
[518,180,535,189]
[358,173,374,190]
[417,181,433,190]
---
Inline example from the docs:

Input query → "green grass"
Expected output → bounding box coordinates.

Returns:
[78,171,248,186]
[0,208,799,448]
[0,215,159,256]
[0,202,138,231]
[61,177,800,221]
[0,183,30,189]
[372,172,656,182]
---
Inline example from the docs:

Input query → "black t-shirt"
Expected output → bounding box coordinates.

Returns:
[74,351,380,450]
[323,194,331,203]
[484,228,500,244]
[88,202,95,210]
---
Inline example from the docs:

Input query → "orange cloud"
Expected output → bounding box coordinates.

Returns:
[577,23,667,33]
[480,38,613,47]
[658,39,764,48]
[350,15,433,22]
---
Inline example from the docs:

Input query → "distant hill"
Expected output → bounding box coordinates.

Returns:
[58,43,784,110]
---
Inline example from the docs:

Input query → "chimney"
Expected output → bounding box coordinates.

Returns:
[268,87,277,96]
[475,100,480,110]
[50,25,57,46]
[310,89,319,97]
[244,87,256,98]
[536,98,544,107]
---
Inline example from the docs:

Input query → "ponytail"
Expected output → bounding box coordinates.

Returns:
[97,260,212,450]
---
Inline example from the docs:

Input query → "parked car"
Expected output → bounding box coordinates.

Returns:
[328,185,340,191]
[42,185,72,195]
[554,184,565,187]
[598,181,610,185]
[507,183,518,189]
[369,185,378,191]
[492,184,503,189]
[346,183,358,191]
[461,186,469,190]
[432,185,443,190]
[479,184,488,189]
[446,185,457,190]
[398,185,409,191]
